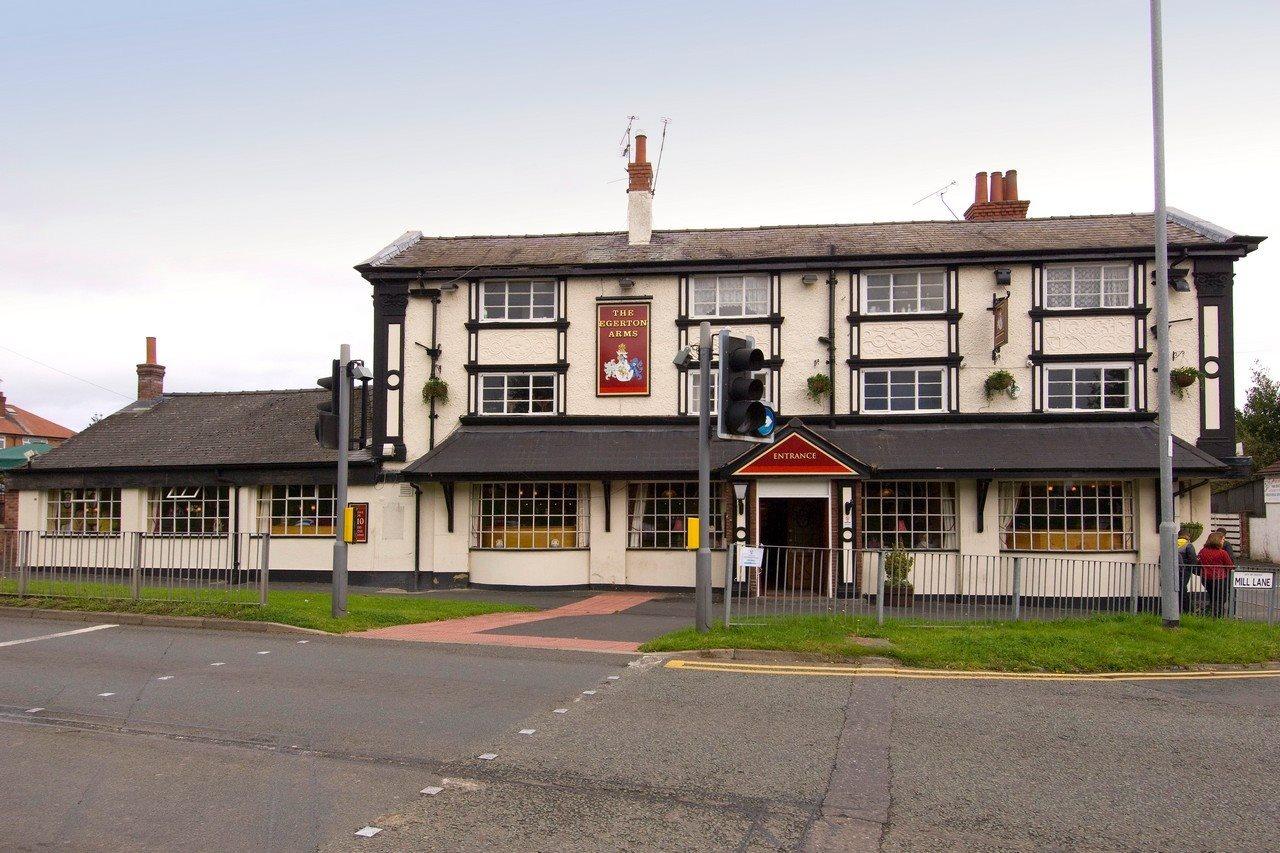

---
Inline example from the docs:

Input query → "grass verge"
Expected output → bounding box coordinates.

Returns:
[0,588,535,634]
[639,613,1280,673]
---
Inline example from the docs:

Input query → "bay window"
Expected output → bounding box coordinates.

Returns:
[999,480,1134,552]
[472,482,589,549]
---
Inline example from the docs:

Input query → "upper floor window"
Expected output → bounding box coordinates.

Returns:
[1045,365,1131,411]
[687,368,773,415]
[862,367,946,413]
[45,488,121,534]
[480,280,556,321]
[691,274,769,318]
[147,486,230,535]
[1044,264,1131,310]
[258,484,335,536]
[480,372,556,415]
[864,270,946,315]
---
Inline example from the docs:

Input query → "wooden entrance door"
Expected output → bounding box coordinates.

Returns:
[758,497,829,593]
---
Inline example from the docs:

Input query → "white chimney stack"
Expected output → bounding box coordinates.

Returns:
[626,132,654,246]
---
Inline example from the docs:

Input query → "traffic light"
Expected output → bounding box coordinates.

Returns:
[716,330,775,444]
[315,359,340,449]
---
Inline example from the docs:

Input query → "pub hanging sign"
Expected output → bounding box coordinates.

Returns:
[597,301,651,396]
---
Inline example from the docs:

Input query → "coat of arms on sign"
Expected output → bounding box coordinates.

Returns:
[597,301,651,396]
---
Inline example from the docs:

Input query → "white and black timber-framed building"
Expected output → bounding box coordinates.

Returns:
[7,149,1265,590]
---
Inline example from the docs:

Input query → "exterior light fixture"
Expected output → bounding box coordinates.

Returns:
[801,274,818,285]
[672,346,693,368]
[732,482,749,515]
[1169,268,1190,292]
[994,268,1012,286]
[618,277,635,290]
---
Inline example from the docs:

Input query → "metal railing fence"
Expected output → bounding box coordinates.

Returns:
[0,529,269,605]
[723,544,1278,626]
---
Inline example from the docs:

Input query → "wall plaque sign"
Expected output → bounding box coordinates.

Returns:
[597,302,650,396]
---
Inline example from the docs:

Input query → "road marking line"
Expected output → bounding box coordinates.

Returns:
[0,623,117,648]
[355,826,382,838]
[257,651,271,655]
[582,690,596,695]
[297,640,309,644]
[210,662,226,666]
[553,708,568,714]
[420,786,444,796]
[606,675,620,680]
[157,675,174,681]
[519,728,536,735]
[25,708,43,714]
[97,692,115,697]
[664,659,1280,682]
[478,753,497,760]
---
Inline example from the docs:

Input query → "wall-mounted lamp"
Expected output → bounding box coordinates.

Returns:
[732,482,749,515]
[672,346,693,368]
[1169,268,1191,292]
[438,282,460,293]
[801,274,818,286]
[994,268,1012,287]
[618,277,635,290]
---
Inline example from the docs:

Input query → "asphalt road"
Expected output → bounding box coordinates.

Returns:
[3,613,1278,852]
[0,615,625,851]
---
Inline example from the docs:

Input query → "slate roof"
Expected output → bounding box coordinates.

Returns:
[403,420,1225,479]
[362,212,1259,272]
[10,389,371,474]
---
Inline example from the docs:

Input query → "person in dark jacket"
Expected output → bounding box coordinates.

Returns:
[1177,525,1200,615]
[1198,531,1235,618]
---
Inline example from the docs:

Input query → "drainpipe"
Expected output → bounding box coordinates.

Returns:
[410,482,423,590]
[827,268,838,426]
[428,293,440,450]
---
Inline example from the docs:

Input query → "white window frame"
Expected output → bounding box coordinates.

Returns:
[478,372,557,416]
[471,482,590,550]
[478,279,557,322]
[626,481,726,550]
[862,269,947,315]
[690,274,770,319]
[257,484,336,537]
[998,480,1135,553]
[45,488,122,534]
[1043,363,1133,412]
[687,367,773,416]
[146,486,231,535]
[861,481,958,551]
[1043,264,1132,310]
[860,367,947,413]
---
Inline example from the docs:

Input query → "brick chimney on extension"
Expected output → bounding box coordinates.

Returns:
[627,132,654,245]
[964,170,1031,221]
[136,336,165,400]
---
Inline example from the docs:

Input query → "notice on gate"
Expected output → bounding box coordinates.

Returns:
[738,546,765,570]
[1234,571,1274,590]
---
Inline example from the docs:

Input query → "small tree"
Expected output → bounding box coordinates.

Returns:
[1237,362,1280,472]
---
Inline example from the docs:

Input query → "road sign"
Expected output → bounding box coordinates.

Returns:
[1234,571,1275,590]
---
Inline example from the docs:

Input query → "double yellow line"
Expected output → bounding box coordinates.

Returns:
[664,658,1280,682]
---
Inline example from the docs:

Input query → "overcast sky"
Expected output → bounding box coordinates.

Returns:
[3,0,1277,430]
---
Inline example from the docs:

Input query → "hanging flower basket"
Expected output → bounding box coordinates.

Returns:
[1170,366,1200,399]
[806,373,833,402]
[984,369,1017,400]
[422,377,449,405]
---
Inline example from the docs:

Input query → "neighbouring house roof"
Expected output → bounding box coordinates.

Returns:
[402,419,1226,480]
[0,401,75,442]
[6,389,373,489]
[1259,461,1280,476]
[360,212,1262,272]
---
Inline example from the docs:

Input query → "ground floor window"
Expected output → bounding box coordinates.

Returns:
[472,482,589,549]
[861,481,957,550]
[998,480,1134,552]
[45,488,121,533]
[147,486,230,534]
[258,484,335,536]
[627,482,724,549]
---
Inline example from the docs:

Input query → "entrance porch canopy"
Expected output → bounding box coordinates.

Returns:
[402,418,1226,481]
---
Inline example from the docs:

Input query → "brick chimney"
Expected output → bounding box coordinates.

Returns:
[964,169,1031,221]
[626,132,654,246]
[136,336,165,399]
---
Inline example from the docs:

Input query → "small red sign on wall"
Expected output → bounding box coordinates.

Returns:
[735,434,853,476]
[347,502,369,544]
[597,301,651,396]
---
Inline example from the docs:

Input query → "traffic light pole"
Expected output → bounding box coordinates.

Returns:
[696,321,712,633]
[332,343,350,618]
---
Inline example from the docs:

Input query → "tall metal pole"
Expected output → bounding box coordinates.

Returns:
[332,343,350,618]
[695,321,712,632]
[1150,0,1179,627]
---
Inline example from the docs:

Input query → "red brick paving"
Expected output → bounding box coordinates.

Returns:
[353,591,658,653]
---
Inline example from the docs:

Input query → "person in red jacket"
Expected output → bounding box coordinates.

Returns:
[1197,531,1235,618]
